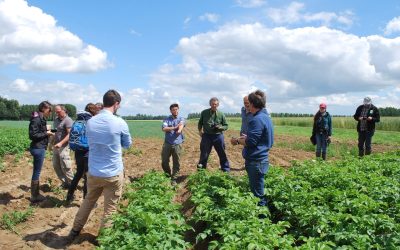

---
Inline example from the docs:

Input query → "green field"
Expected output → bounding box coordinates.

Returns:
[126,120,163,139]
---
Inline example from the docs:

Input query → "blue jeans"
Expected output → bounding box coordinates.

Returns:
[245,159,269,206]
[358,130,374,153]
[315,133,328,154]
[30,148,46,181]
[198,133,230,172]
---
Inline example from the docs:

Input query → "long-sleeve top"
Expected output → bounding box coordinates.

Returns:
[240,106,252,136]
[29,112,49,149]
[198,108,228,135]
[243,109,274,162]
[87,109,132,178]
[353,104,380,132]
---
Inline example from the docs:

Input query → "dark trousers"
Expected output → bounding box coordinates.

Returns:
[358,130,374,155]
[198,133,230,172]
[245,159,269,206]
[30,148,46,181]
[68,150,88,198]
[161,143,182,180]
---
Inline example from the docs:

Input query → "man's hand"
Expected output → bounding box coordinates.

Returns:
[54,142,62,149]
[367,116,373,121]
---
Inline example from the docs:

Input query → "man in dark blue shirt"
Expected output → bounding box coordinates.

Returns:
[162,103,185,185]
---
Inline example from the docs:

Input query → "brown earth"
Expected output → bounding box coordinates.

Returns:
[0,123,396,249]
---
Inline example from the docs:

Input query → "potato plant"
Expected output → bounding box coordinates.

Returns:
[97,171,191,250]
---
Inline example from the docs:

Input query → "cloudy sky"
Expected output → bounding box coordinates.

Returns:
[0,0,399,116]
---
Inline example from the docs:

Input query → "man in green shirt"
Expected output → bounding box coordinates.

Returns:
[197,97,230,172]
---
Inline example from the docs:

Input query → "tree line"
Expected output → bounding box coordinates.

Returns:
[0,96,76,120]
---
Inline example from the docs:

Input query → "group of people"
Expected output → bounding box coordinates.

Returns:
[311,96,380,160]
[28,89,380,239]
[28,90,132,238]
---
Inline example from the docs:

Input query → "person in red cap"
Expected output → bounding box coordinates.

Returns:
[312,103,332,160]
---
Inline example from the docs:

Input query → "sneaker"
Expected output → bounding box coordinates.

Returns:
[65,193,75,204]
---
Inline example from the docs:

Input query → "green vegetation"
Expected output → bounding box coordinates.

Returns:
[0,127,30,156]
[0,207,34,233]
[98,171,191,249]
[127,120,164,139]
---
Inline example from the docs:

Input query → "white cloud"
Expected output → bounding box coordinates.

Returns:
[384,16,400,35]
[199,13,220,23]
[0,0,109,72]
[267,2,354,28]
[235,0,266,8]
[129,29,142,37]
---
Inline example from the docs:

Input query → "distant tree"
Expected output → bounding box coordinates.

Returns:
[0,96,20,120]
[20,104,37,120]
[379,107,400,116]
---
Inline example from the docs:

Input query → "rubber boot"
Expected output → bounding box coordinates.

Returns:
[365,149,371,155]
[358,150,364,157]
[31,180,45,203]
[322,152,327,161]
[316,152,321,159]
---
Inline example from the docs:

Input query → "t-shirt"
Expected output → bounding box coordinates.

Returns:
[162,116,185,145]
[53,115,73,144]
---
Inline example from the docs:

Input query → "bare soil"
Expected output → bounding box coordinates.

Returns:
[0,123,395,249]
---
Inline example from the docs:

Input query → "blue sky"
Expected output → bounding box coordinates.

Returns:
[0,0,399,116]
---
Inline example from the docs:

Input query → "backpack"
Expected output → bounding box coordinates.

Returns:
[69,120,88,151]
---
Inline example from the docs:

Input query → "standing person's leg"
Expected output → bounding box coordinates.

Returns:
[358,132,367,157]
[315,134,322,158]
[59,146,74,185]
[30,148,46,202]
[213,134,230,172]
[161,143,172,176]
[171,144,182,182]
[82,156,88,198]
[71,174,104,233]
[101,171,124,229]
[321,135,328,160]
[245,159,268,206]
[365,130,374,155]
[67,150,85,201]
[52,148,66,183]
[198,134,212,169]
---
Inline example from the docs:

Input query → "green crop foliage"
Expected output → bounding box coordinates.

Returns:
[126,120,164,139]
[0,127,30,156]
[97,171,191,250]
[0,207,34,233]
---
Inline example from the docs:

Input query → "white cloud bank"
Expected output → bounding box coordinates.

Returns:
[384,16,400,35]
[0,0,109,72]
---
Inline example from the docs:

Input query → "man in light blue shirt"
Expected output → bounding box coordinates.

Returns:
[161,103,185,185]
[70,89,132,238]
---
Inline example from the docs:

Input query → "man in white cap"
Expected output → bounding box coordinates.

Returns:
[353,97,380,157]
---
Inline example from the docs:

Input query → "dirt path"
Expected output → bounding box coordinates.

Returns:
[0,123,395,249]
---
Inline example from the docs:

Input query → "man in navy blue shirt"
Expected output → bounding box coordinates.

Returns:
[161,103,185,185]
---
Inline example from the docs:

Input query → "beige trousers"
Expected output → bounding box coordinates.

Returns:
[72,171,124,231]
[52,146,73,184]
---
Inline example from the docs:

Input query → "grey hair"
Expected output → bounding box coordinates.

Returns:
[209,97,219,105]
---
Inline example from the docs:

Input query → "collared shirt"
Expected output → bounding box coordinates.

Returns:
[198,108,228,135]
[53,115,73,144]
[162,116,185,145]
[240,106,252,136]
[87,110,132,178]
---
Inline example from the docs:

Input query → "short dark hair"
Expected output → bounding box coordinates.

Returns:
[38,101,52,112]
[103,89,121,107]
[170,103,179,110]
[248,90,266,109]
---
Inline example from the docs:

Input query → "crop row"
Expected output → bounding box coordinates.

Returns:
[97,171,190,249]
[0,127,30,157]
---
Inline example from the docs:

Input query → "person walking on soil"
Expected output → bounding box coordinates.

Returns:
[312,103,332,160]
[66,103,98,203]
[161,103,185,185]
[69,90,132,238]
[231,90,273,207]
[28,101,54,203]
[197,97,230,172]
[353,97,380,157]
[52,105,74,188]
